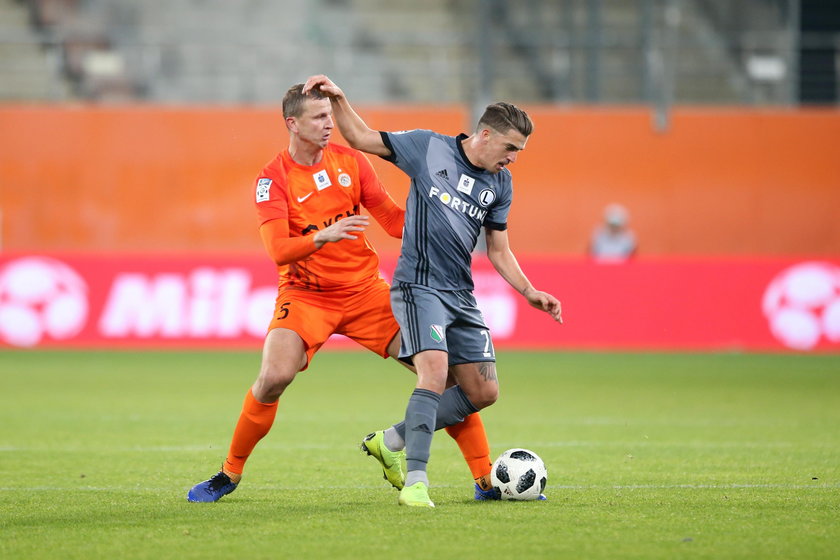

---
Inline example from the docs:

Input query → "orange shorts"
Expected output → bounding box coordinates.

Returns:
[268,278,399,369]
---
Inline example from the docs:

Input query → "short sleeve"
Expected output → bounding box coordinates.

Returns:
[380,129,434,178]
[483,174,513,231]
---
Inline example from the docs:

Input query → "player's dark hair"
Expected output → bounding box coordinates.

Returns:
[282,83,326,119]
[477,102,533,137]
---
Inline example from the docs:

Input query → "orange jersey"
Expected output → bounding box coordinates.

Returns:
[254,143,392,291]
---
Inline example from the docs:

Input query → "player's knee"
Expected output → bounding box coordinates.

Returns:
[470,383,499,409]
[254,363,298,400]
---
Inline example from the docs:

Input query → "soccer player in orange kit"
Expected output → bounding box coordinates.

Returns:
[187,83,495,502]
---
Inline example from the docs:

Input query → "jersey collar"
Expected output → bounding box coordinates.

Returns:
[456,133,484,173]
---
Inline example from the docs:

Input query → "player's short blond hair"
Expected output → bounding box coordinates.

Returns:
[282,83,327,119]
[477,102,533,137]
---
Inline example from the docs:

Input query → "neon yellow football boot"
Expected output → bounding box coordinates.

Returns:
[398,481,434,508]
[360,431,406,490]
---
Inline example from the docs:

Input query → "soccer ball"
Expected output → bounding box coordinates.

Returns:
[491,448,547,501]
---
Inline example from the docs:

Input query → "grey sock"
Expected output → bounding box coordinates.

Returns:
[383,426,404,451]
[405,470,430,487]
[394,385,478,441]
[404,388,441,473]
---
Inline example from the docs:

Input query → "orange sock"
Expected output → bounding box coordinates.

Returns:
[222,389,278,477]
[445,412,492,486]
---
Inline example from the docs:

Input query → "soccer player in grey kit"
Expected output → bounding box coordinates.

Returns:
[304,75,563,508]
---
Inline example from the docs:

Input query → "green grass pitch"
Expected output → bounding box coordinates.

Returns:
[1,349,839,559]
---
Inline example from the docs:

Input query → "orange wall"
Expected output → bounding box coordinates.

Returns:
[1,105,839,256]
[518,107,840,256]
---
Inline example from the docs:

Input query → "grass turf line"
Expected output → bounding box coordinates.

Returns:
[1,350,838,560]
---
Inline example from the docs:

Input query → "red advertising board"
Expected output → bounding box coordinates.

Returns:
[0,253,838,352]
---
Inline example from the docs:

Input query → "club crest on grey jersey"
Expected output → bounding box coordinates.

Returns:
[382,129,513,291]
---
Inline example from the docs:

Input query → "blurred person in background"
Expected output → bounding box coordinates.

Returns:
[187,83,494,503]
[589,203,637,262]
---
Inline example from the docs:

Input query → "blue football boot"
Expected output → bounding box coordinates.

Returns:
[474,483,502,500]
[187,471,238,503]
[474,483,547,501]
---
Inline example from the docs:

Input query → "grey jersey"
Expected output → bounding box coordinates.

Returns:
[381,130,513,291]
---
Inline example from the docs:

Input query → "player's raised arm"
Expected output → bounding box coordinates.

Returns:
[303,75,391,158]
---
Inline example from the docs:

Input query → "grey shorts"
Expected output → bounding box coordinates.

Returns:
[390,282,495,365]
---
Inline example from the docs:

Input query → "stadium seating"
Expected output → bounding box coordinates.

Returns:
[0,0,818,104]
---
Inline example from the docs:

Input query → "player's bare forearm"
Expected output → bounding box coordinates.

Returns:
[333,100,389,156]
[489,247,528,293]
[486,229,563,323]
[303,75,390,157]
[486,229,530,293]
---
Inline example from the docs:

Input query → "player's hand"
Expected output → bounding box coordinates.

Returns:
[523,288,563,324]
[302,75,344,99]
[313,215,369,248]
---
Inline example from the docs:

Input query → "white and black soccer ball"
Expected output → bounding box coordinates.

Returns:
[491,448,547,501]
